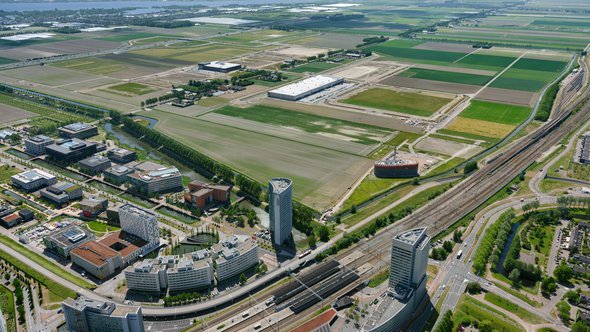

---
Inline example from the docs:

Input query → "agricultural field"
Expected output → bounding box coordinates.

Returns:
[444,100,531,141]
[341,88,452,117]
[289,61,341,73]
[489,58,568,92]
[397,68,493,86]
[142,109,374,210]
[0,104,34,123]
[106,82,155,96]
[129,42,268,64]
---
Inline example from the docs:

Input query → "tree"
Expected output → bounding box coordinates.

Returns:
[509,268,521,283]
[453,230,463,243]
[433,310,453,332]
[308,234,317,248]
[571,321,590,332]
[318,225,330,242]
[466,282,482,294]
[442,241,454,253]
[564,290,580,304]
[556,300,571,323]
[464,161,478,174]
[479,320,493,332]
[350,205,357,214]
[554,262,573,284]
[541,277,557,294]
[239,273,247,285]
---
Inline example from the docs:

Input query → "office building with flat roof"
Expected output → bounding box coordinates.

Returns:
[167,256,213,291]
[267,75,343,101]
[40,181,82,206]
[119,204,160,255]
[11,168,57,192]
[108,148,137,164]
[45,138,97,163]
[214,238,258,281]
[127,166,182,195]
[62,296,144,332]
[79,196,109,218]
[104,165,134,184]
[58,122,98,139]
[79,155,111,174]
[1,213,22,228]
[184,180,231,209]
[269,178,292,246]
[124,259,166,293]
[363,228,430,332]
[43,224,95,259]
[24,135,53,156]
[71,240,123,280]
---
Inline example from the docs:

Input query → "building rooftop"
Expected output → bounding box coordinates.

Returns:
[216,239,256,264]
[61,122,94,132]
[47,138,96,154]
[129,167,180,182]
[71,240,120,267]
[12,168,55,183]
[64,296,140,317]
[105,165,133,176]
[47,224,93,247]
[269,75,341,97]
[135,161,167,172]
[99,230,147,259]
[80,155,110,167]
[109,148,134,156]
[394,227,427,246]
[202,61,241,69]
[119,204,156,219]
[291,308,336,332]
[0,129,15,139]
[269,178,292,194]
[27,135,53,143]
[80,195,108,207]
[363,289,410,331]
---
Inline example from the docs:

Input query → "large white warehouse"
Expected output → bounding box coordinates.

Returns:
[268,75,344,101]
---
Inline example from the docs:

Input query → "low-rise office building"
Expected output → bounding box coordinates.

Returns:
[127,167,183,195]
[71,240,123,280]
[40,181,83,206]
[214,238,258,281]
[0,205,14,219]
[18,209,34,222]
[104,165,134,184]
[167,257,213,291]
[58,122,98,139]
[11,168,57,192]
[1,213,22,228]
[62,296,144,332]
[184,180,231,209]
[108,148,137,164]
[24,135,53,156]
[45,138,97,163]
[124,259,166,293]
[43,224,95,259]
[79,155,111,174]
[79,196,109,218]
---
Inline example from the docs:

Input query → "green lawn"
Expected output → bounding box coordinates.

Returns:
[0,235,95,297]
[454,295,525,331]
[214,105,391,145]
[86,221,120,233]
[0,285,16,332]
[483,293,545,324]
[368,268,389,287]
[398,68,493,86]
[342,88,451,117]
[460,100,531,125]
[341,174,405,211]
[493,282,542,307]
[289,61,339,73]
[107,82,155,95]
[0,56,17,65]
[0,165,19,183]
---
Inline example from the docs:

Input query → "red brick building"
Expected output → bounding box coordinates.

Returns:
[184,180,231,209]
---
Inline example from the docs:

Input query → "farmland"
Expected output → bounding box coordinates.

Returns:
[142,109,373,210]
[341,88,452,117]
[459,100,531,125]
[289,61,341,73]
[397,68,492,86]
[106,82,155,96]
[129,42,267,63]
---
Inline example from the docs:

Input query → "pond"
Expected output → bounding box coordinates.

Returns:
[3,190,49,212]
[156,206,198,224]
[31,159,88,181]
[496,221,522,275]
[132,115,158,129]
[118,192,157,209]
[6,148,32,160]
[87,180,123,195]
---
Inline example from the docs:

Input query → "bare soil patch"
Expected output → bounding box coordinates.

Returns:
[476,87,538,107]
[0,104,35,123]
[272,46,328,58]
[416,136,484,158]
[380,76,480,95]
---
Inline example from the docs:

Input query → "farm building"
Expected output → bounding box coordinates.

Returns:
[198,61,242,73]
[374,149,419,178]
[268,75,344,101]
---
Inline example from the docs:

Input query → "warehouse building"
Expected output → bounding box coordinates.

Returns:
[184,180,231,209]
[40,181,83,206]
[45,138,97,163]
[198,61,242,73]
[362,228,429,332]
[107,148,137,164]
[127,166,183,195]
[79,155,111,174]
[58,122,98,139]
[43,224,95,259]
[62,296,144,332]
[24,135,53,156]
[268,75,344,101]
[374,149,419,178]
[214,238,258,281]
[11,168,57,192]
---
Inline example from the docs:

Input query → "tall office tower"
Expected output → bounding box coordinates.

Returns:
[268,178,293,246]
[62,296,144,332]
[389,227,430,293]
[119,204,159,254]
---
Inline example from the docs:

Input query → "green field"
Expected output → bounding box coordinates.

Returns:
[130,42,266,63]
[97,32,169,42]
[511,58,567,72]
[342,88,451,117]
[483,293,545,324]
[456,53,517,68]
[460,100,531,125]
[398,68,493,86]
[0,285,15,332]
[289,61,340,73]
[454,295,524,331]
[0,56,16,65]
[213,105,391,145]
[341,174,405,211]
[368,42,466,63]
[143,109,373,210]
[107,82,155,95]
[52,57,127,75]
[0,164,19,183]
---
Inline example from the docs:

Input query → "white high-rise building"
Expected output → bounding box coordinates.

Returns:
[268,178,292,246]
[62,296,144,332]
[119,204,159,255]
